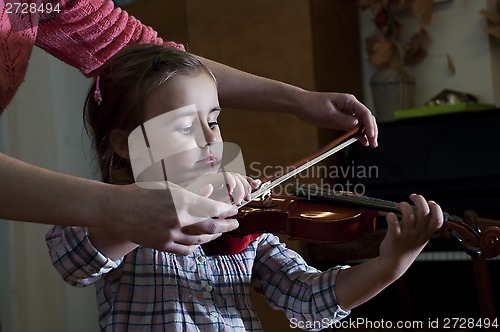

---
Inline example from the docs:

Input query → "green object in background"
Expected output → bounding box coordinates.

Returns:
[394,103,496,120]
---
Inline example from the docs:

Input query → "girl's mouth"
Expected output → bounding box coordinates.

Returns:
[198,154,216,166]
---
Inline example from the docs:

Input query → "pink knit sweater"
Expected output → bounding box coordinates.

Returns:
[0,0,184,113]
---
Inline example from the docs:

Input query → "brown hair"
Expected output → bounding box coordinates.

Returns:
[84,44,213,183]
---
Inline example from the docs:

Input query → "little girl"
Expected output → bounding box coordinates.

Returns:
[46,44,443,331]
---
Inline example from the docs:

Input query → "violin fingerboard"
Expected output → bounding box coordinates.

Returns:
[292,183,399,213]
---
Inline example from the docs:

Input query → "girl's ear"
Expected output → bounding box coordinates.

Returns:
[110,129,130,160]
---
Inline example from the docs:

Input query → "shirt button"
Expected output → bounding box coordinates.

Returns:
[210,311,218,317]
[204,284,214,292]
[196,256,206,264]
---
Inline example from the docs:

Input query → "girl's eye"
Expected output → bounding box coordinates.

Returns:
[179,126,192,135]
[208,121,218,129]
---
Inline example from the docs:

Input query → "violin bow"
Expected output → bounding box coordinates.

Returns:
[240,127,362,207]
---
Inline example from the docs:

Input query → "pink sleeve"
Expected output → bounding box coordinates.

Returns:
[35,0,185,76]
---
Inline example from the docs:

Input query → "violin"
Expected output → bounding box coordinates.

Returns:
[228,183,482,257]
[223,127,494,258]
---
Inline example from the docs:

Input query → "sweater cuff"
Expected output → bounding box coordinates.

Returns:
[163,41,185,52]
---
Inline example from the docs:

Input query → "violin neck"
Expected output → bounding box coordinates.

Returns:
[293,184,452,221]
[293,184,398,212]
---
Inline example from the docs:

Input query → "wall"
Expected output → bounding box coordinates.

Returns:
[0,48,99,332]
[185,0,319,175]
[360,0,500,114]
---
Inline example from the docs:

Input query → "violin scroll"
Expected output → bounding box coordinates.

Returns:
[477,226,500,259]
[439,213,481,257]
[461,210,500,259]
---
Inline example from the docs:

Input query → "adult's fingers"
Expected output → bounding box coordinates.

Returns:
[190,183,214,197]
[174,230,222,245]
[354,105,378,148]
[185,217,239,235]
[162,242,199,256]
[336,94,378,148]
[169,186,238,227]
[154,219,236,254]
[188,195,238,219]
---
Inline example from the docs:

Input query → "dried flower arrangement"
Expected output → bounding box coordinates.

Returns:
[480,6,500,42]
[356,0,434,68]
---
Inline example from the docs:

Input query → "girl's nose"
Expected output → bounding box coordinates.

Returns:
[196,125,217,147]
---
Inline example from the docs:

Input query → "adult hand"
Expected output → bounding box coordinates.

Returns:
[104,183,240,255]
[293,90,378,148]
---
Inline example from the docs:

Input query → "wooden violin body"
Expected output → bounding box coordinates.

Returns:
[228,194,378,244]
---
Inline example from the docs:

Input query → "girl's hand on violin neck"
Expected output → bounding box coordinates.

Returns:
[291,90,378,148]
[379,194,444,279]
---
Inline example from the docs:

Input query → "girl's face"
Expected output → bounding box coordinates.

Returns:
[137,71,222,186]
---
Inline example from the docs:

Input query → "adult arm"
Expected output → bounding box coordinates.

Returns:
[197,56,378,148]
[35,1,377,146]
[0,153,239,254]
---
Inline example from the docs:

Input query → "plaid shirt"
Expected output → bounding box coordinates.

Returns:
[46,227,350,331]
